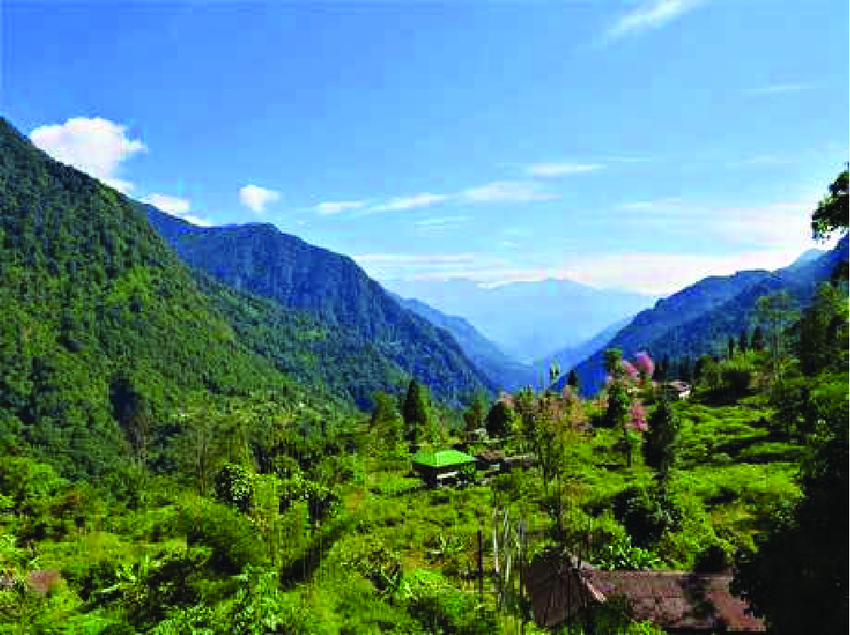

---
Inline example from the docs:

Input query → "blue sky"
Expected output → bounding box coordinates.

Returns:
[4,0,847,294]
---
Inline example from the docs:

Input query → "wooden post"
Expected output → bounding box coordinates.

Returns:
[477,528,484,600]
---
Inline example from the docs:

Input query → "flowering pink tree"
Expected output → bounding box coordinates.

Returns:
[634,352,654,383]
[629,400,648,431]
[621,360,639,381]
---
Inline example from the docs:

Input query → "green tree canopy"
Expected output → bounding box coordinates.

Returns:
[643,398,681,478]
[484,400,512,438]
[401,379,429,444]
[811,167,848,241]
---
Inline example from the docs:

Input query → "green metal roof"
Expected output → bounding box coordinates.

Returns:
[411,449,477,468]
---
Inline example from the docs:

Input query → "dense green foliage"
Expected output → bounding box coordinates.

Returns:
[642,399,680,477]
[193,270,408,408]
[0,117,342,482]
[811,167,848,241]
[730,169,849,634]
[402,379,430,445]
[1,117,845,634]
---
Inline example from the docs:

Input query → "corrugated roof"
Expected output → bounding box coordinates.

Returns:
[525,559,765,632]
[411,449,477,468]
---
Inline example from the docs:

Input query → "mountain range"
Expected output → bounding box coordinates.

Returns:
[561,240,848,396]
[143,205,495,405]
[385,278,656,362]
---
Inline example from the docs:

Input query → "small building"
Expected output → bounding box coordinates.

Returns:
[526,558,765,633]
[411,449,478,487]
[664,381,692,400]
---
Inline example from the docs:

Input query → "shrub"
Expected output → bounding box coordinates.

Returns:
[213,463,253,513]
[612,486,682,548]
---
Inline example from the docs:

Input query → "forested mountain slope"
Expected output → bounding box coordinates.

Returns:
[393,294,535,390]
[566,242,848,396]
[0,117,337,480]
[144,206,495,403]
[195,272,412,407]
[641,237,849,363]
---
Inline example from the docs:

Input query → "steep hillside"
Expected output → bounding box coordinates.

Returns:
[195,272,415,407]
[144,206,494,403]
[0,118,333,479]
[393,294,535,390]
[566,243,848,396]
[642,238,849,363]
[563,270,774,396]
[385,278,656,362]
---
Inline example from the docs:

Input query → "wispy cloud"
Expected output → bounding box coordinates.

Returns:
[30,117,147,194]
[525,162,606,177]
[359,246,819,296]
[143,192,211,226]
[414,215,472,227]
[321,180,558,217]
[370,193,450,212]
[313,200,367,215]
[743,83,810,96]
[460,180,558,203]
[239,184,280,213]
[605,0,703,42]
[617,197,683,212]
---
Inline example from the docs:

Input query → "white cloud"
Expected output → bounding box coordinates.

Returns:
[460,180,557,203]
[353,193,833,295]
[605,0,703,41]
[743,83,810,96]
[525,162,605,177]
[617,197,683,212]
[414,215,472,227]
[30,117,147,193]
[364,247,817,296]
[553,249,815,295]
[144,193,190,215]
[239,184,280,213]
[313,200,367,215]
[370,193,449,212]
[142,192,211,226]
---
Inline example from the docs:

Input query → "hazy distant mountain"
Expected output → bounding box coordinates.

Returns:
[393,295,536,390]
[144,205,495,404]
[384,278,657,362]
[789,248,825,269]
[563,241,849,397]
[531,317,631,377]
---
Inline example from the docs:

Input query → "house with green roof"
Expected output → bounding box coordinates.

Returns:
[411,449,477,487]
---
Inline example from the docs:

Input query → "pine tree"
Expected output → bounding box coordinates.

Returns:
[402,379,429,445]
[751,325,766,351]
[566,369,579,389]
[643,398,681,478]
[463,391,488,432]
[738,329,748,354]
[485,401,512,438]
[727,336,736,360]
